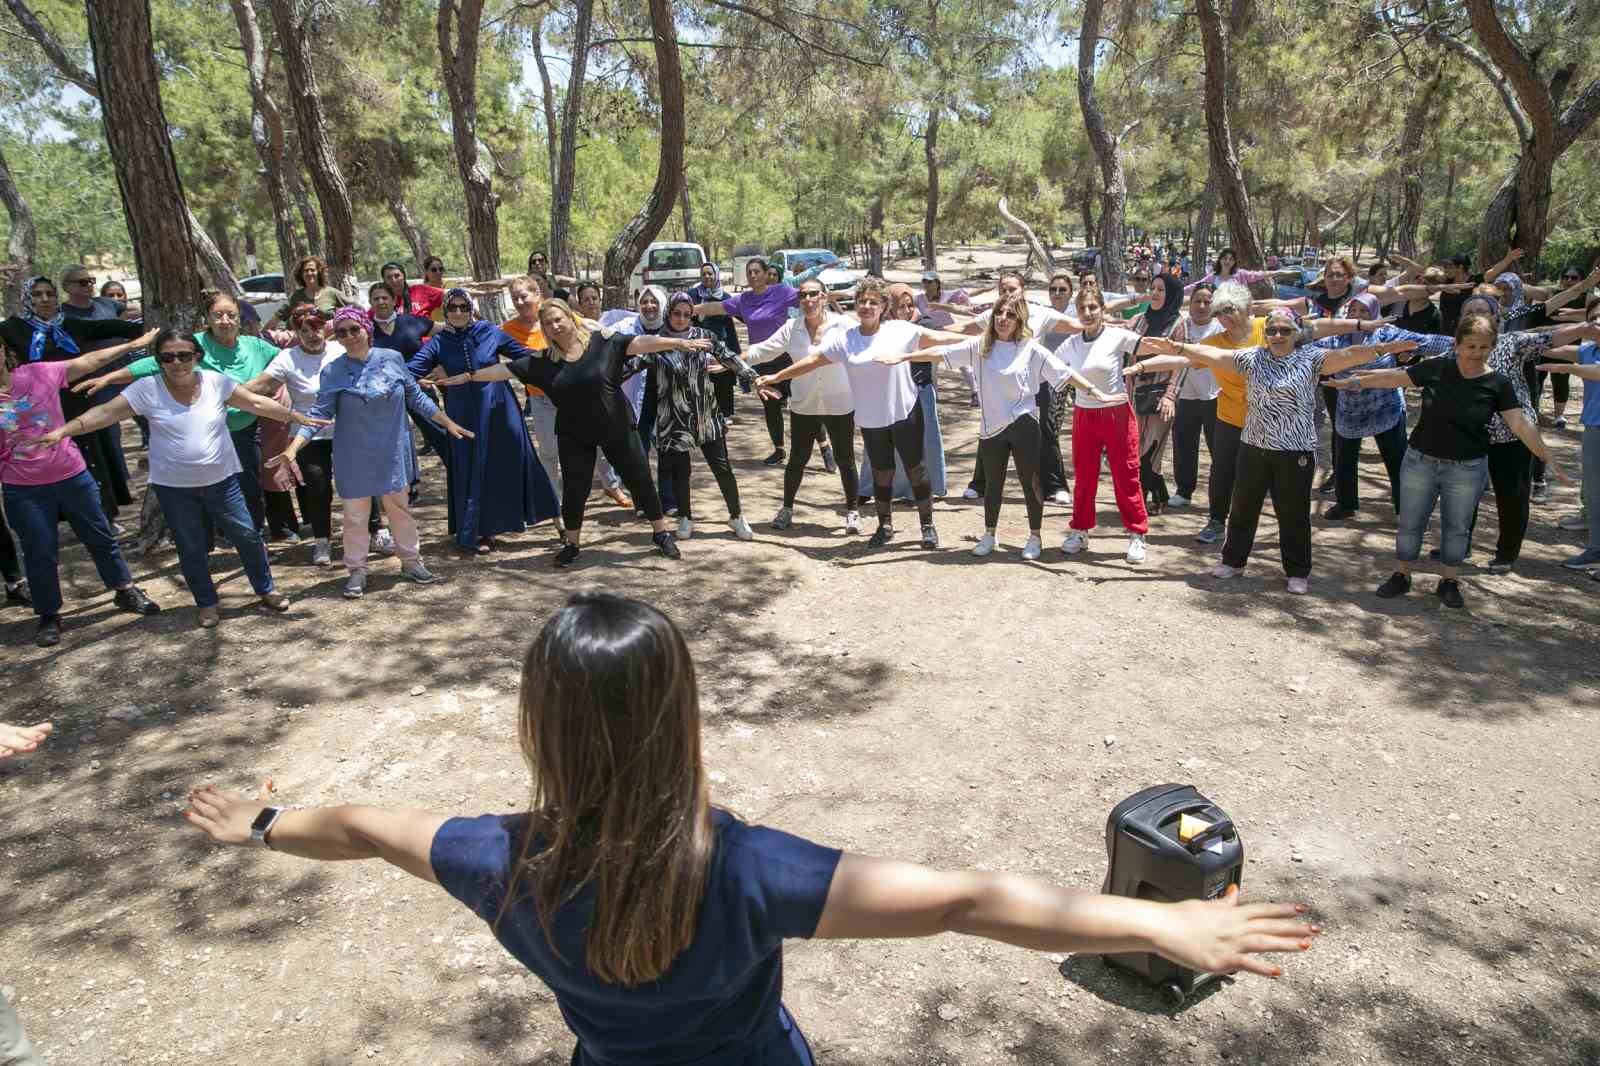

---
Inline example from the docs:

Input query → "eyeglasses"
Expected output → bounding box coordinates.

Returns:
[445,303,471,313]
[1264,327,1296,337]
[156,351,197,364]
[210,311,239,322]
[1048,287,1072,295]
[996,311,1022,321]
[1563,275,1582,282]
[297,319,325,331]
[65,278,94,287]
[799,289,825,298]
[333,325,363,339]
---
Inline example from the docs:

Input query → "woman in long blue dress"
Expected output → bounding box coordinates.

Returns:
[407,289,559,553]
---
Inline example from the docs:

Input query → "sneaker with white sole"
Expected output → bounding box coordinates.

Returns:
[771,506,793,530]
[372,528,396,555]
[1051,490,1071,505]
[1196,519,1225,544]
[1287,577,1309,595]
[1211,562,1242,579]
[1167,494,1190,508]
[920,524,940,549]
[1061,531,1088,555]
[729,516,754,541]
[343,569,367,598]
[1125,534,1147,564]
[1557,513,1590,531]
[962,486,980,500]
[676,516,694,539]
[972,532,996,557]
[312,538,331,566]
[400,560,439,584]
[844,510,862,535]
[1561,548,1600,571]
[1021,534,1042,560]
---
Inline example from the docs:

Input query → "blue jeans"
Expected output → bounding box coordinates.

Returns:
[1585,426,1599,552]
[153,475,274,608]
[1396,449,1488,566]
[3,469,134,618]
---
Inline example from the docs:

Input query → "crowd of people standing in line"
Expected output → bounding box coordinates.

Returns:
[2,244,1598,646]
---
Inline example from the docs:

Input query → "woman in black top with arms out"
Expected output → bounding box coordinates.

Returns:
[442,298,717,567]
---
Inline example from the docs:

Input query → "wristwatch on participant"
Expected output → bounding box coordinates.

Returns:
[250,806,287,849]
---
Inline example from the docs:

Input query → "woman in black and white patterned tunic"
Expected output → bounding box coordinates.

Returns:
[1139,308,1417,594]
[626,292,764,542]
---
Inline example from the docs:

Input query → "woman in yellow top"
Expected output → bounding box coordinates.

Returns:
[1189,282,1388,545]
[500,277,631,527]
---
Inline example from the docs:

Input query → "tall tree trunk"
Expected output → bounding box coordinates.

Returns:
[1269,198,1281,253]
[285,147,322,259]
[1077,0,1128,290]
[228,0,301,281]
[1395,63,1442,259]
[922,104,939,270]
[601,0,684,309]
[268,0,356,289]
[530,12,560,193]
[439,0,503,296]
[386,190,431,268]
[1192,168,1218,262]
[547,0,595,276]
[0,142,37,314]
[1349,191,1366,260]
[680,181,697,246]
[866,195,884,276]
[1079,177,1097,249]
[1195,0,1266,267]
[1433,158,1457,257]
[83,0,207,326]
[205,205,235,271]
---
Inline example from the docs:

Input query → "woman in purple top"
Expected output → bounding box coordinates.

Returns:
[184,592,1320,1066]
[693,258,829,465]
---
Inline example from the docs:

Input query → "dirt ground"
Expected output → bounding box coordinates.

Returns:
[3,248,1598,1065]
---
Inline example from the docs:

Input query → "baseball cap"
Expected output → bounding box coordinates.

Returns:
[921,270,940,282]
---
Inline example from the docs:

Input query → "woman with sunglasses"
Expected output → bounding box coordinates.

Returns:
[184,591,1319,1066]
[743,277,860,533]
[437,299,715,566]
[1139,309,1419,593]
[407,289,559,555]
[0,319,160,646]
[33,329,324,627]
[409,256,448,323]
[755,278,967,550]
[273,308,473,597]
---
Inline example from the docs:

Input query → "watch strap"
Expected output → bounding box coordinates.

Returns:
[250,806,286,849]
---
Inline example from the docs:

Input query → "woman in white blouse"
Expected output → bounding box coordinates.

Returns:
[876,293,1114,559]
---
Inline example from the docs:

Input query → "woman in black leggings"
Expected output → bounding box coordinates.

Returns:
[441,299,710,568]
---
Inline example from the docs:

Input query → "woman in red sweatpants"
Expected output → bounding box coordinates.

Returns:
[1057,281,1155,564]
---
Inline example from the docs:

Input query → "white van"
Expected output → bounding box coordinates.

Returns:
[628,241,708,303]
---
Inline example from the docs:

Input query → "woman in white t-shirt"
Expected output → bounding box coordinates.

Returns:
[754,278,964,549]
[1056,282,1159,564]
[1166,283,1226,509]
[34,329,326,628]
[876,293,1114,560]
[741,279,859,533]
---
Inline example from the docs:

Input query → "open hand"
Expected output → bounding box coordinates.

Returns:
[1158,395,1176,422]
[436,372,471,387]
[444,421,475,440]
[71,374,115,396]
[1089,387,1118,405]
[290,413,332,429]
[1547,461,1574,486]
[1153,884,1321,978]
[185,779,275,846]
[1377,340,1419,356]
[676,338,713,353]
[1143,337,1180,357]
[264,450,299,471]
[0,721,53,759]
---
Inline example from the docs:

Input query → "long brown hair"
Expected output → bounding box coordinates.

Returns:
[500,592,713,986]
[981,292,1033,358]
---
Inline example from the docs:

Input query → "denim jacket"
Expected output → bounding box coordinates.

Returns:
[1313,326,1453,438]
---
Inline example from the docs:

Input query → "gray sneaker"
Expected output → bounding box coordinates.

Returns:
[343,569,367,599]
[401,560,439,584]
[771,506,793,530]
[1196,519,1225,544]
[1561,548,1600,571]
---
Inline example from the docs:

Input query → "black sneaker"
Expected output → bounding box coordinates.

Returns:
[35,615,60,647]
[1375,572,1412,599]
[920,524,940,549]
[554,542,581,569]
[1317,475,1335,495]
[867,524,895,548]
[1436,579,1465,609]
[1530,479,1548,501]
[1322,505,1357,521]
[114,585,161,615]
[1485,555,1516,574]
[763,449,786,466]
[652,531,681,560]
[5,581,30,607]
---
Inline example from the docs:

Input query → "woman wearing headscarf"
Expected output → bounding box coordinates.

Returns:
[1126,273,1186,514]
[407,288,559,554]
[629,293,760,541]
[5,275,149,517]
[687,264,742,422]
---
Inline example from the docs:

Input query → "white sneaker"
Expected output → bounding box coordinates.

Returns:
[312,538,331,567]
[962,486,980,500]
[1212,562,1242,579]
[729,516,754,541]
[1061,531,1088,555]
[1167,494,1190,508]
[343,568,367,599]
[401,560,439,584]
[1557,513,1589,531]
[1125,534,1147,564]
[1051,490,1071,505]
[771,506,793,530]
[1021,534,1042,560]
[676,516,693,539]
[1287,577,1309,595]
[972,532,997,557]
[844,510,862,535]
[372,528,396,555]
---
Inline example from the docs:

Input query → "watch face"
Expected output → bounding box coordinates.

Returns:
[250,807,279,833]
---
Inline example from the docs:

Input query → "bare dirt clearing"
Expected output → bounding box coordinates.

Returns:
[4,255,1598,1065]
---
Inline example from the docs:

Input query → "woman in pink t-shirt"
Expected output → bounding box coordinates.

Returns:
[0,320,161,647]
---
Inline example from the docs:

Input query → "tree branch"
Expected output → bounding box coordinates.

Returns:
[1462,0,1554,140]
[4,0,101,97]
[700,0,888,67]
[1427,26,1531,142]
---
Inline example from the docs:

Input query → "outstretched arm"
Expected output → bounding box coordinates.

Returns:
[29,395,135,450]
[757,351,829,386]
[1537,361,1600,380]
[1501,409,1569,484]
[228,386,327,428]
[1319,340,1420,376]
[60,327,159,382]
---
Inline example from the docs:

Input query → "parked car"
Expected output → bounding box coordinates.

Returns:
[628,242,707,303]
[239,272,287,324]
[770,248,861,307]
[1068,247,1101,273]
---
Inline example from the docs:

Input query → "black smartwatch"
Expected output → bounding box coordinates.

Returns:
[250,806,286,849]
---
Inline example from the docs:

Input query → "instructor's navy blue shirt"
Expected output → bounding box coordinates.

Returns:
[431,808,842,1064]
